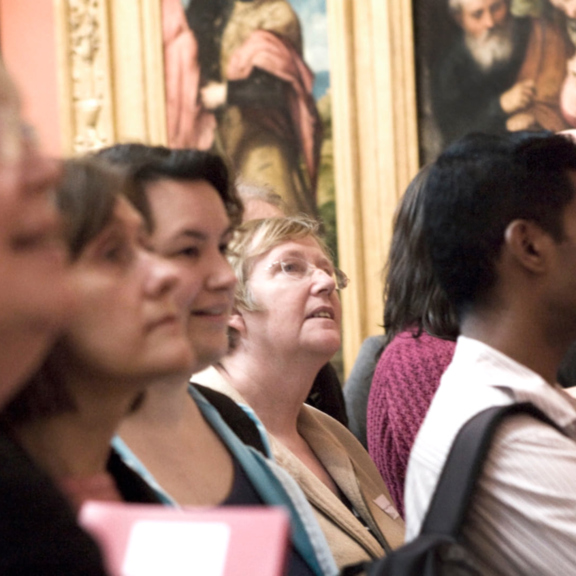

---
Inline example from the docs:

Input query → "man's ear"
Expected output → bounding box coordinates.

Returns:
[228,308,247,337]
[504,219,552,273]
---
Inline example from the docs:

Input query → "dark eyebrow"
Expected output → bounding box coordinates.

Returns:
[177,224,234,242]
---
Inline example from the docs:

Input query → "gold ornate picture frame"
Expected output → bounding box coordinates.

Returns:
[54,0,420,373]
[55,0,166,155]
[328,1,419,372]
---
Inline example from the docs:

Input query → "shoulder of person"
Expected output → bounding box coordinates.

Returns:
[301,403,370,456]
[192,383,268,456]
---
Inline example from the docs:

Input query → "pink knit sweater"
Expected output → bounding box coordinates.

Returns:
[367,330,455,518]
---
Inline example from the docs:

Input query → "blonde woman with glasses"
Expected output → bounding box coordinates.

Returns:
[195,217,405,569]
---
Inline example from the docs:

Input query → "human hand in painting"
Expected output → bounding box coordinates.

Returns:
[501,79,537,130]
[500,79,535,114]
[506,112,537,131]
[200,81,228,110]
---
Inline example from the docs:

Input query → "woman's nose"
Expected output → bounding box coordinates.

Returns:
[207,254,237,291]
[147,253,181,297]
[310,267,336,294]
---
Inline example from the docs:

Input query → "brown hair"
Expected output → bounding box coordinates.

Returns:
[58,158,140,259]
[96,144,243,228]
[382,165,459,347]
[3,157,134,424]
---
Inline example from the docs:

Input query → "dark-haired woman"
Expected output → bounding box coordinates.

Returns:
[366,166,459,518]
[98,145,338,576]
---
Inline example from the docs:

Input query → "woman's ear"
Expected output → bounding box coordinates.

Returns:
[228,308,247,336]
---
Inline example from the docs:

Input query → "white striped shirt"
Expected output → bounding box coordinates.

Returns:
[405,336,576,576]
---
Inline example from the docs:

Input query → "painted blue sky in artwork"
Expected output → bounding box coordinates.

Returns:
[289,0,330,98]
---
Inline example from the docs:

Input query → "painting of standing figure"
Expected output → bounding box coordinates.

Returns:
[416,0,573,163]
[162,0,334,226]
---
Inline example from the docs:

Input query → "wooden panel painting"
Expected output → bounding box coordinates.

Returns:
[414,0,576,164]
[161,0,336,254]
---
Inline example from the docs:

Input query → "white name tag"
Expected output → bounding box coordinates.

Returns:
[123,521,231,576]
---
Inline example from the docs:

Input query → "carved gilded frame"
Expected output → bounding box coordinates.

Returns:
[55,0,166,154]
[54,0,419,374]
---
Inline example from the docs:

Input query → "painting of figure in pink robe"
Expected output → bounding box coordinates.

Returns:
[162,0,335,237]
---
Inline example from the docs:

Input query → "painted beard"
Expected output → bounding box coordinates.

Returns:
[465,18,515,72]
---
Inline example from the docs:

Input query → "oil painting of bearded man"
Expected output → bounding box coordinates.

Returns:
[427,0,569,151]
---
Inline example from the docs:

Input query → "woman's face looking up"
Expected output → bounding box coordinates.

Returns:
[237,236,342,359]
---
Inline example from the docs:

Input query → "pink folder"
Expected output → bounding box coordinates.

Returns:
[79,502,290,576]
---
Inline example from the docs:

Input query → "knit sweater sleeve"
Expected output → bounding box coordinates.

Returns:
[366,331,455,518]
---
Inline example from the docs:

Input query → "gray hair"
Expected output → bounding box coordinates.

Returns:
[448,0,508,14]
[448,0,467,13]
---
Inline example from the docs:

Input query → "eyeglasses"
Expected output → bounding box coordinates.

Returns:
[265,256,349,290]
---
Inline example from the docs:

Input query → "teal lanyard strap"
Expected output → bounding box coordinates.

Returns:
[189,385,325,576]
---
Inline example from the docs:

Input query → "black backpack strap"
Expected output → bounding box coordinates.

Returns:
[421,402,564,536]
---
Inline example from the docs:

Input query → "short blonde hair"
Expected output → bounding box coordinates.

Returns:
[228,216,332,311]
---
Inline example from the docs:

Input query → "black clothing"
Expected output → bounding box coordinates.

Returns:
[107,450,163,503]
[0,428,108,575]
[185,0,289,111]
[306,363,348,427]
[193,383,268,455]
[223,453,315,576]
[222,450,264,506]
[227,68,290,109]
[185,0,234,83]
[557,341,576,388]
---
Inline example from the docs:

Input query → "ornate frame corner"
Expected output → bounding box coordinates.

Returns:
[55,0,167,156]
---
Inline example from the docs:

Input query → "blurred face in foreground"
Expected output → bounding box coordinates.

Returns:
[58,197,192,385]
[145,178,237,372]
[0,64,71,403]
